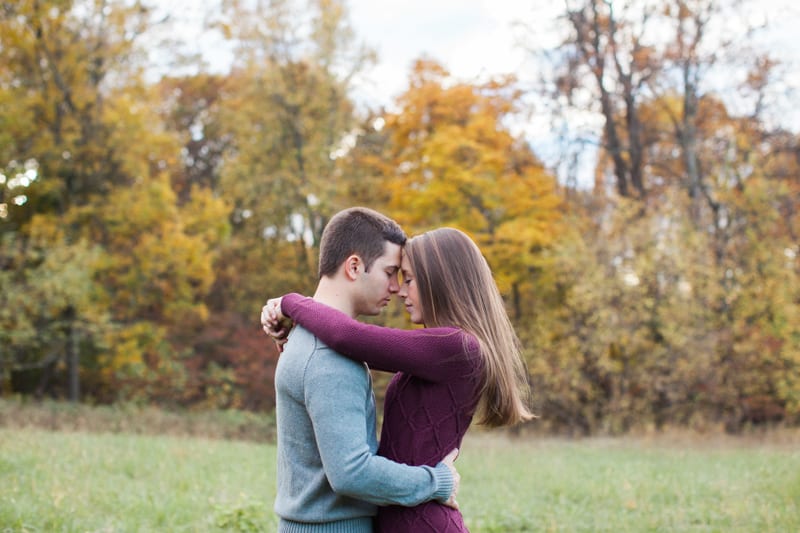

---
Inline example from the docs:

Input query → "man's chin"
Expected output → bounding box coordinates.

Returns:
[358,300,390,316]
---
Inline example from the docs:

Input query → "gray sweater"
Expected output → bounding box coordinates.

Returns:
[274,325,454,533]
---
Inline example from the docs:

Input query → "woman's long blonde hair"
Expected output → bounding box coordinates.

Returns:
[405,228,534,427]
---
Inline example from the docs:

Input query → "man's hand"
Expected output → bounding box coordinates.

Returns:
[260,297,293,352]
[441,448,460,510]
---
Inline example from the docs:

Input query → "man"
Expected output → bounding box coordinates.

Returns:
[262,207,458,532]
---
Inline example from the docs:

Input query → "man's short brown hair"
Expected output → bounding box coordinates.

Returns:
[318,207,407,278]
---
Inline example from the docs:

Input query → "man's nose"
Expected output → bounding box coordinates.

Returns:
[389,276,400,293]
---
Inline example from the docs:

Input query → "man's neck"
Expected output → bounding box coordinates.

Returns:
[313,277,357,318]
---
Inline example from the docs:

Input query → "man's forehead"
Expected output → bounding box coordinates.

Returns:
[378,241,402,267]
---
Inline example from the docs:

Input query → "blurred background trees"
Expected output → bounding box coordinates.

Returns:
[1,0,797,433]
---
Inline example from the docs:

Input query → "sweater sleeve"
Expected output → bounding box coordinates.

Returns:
[305,348,454,506]
[282,293,479,382]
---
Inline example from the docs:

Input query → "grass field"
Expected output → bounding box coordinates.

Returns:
[2,427,799,532]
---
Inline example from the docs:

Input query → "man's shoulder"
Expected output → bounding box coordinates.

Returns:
[281,325,328,356]
[284,324,315,345]
[284,326,366,370]
[280,327,370,401]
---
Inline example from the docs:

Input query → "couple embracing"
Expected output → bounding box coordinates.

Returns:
[261,207,533,532]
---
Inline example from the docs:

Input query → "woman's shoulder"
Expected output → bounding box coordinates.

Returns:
[415,326,469,344]
[424,326,478,345]
[419,327,481,363]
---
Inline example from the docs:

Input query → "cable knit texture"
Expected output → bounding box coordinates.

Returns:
[282,293,483,533]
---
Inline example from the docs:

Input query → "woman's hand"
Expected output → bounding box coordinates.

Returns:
[261,297,293,352]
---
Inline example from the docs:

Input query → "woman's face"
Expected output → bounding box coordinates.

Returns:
[398,252,423,324]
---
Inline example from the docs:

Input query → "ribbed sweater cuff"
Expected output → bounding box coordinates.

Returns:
[432,462,455,503]
[278,516,373,533]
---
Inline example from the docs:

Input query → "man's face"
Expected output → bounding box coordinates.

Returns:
[353,241,402,316]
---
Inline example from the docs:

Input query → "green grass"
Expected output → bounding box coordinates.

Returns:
[458,433,800,532]
[0,428,277,532]
[1,429,798,532]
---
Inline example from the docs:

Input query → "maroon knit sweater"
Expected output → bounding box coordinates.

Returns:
[281,293,483,532]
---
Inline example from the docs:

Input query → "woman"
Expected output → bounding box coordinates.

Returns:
[264,227,533,532]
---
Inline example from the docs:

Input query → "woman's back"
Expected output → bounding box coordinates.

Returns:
[376,367,480,532]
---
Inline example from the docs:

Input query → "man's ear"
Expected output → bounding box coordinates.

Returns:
[344,254,362,281]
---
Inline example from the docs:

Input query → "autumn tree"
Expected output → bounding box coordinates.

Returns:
[528,0,784,207]
[0,0,154,218]
[533,0,659,199]
[522,0,800,431]
[157,74,233,203]
[126,0,381,409]
[0,0,153,398]
[0,1,230,404]
[355,59,563,320]
[204,0,377,305]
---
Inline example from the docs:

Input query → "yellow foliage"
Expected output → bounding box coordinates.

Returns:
[371,59,563,305]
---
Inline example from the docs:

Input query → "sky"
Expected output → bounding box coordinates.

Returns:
[341,0,798,179]
[342,0,551,107]
[150,0,562,107]
[150,0,799,180]
[153,0,798,116]
[342,0,799,126]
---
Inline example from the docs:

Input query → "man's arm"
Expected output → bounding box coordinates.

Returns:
[305,348,459,508]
